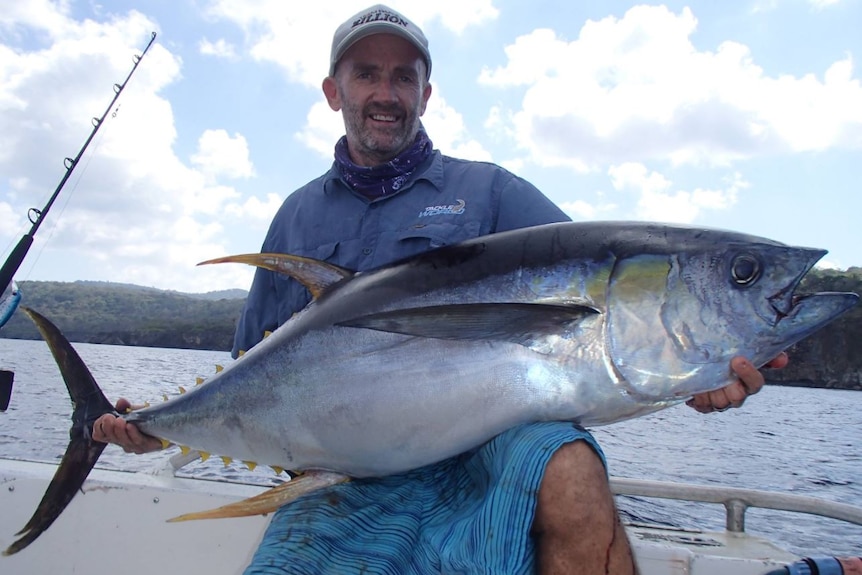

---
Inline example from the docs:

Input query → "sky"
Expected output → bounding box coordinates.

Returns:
[1,0,860,293]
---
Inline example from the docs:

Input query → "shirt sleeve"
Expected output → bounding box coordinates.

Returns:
[231,264,280,358]
[493,172,571,232]
[231,197,300,358]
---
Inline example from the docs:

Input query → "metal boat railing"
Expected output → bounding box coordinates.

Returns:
[166,453,862,536]
[610,476,862,533]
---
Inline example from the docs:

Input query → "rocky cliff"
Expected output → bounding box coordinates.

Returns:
[766,268,862,390]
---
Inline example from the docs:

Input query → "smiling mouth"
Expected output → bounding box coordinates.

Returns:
[370,113,398,122]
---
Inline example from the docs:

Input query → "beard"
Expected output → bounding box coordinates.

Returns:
[341,101,423,166]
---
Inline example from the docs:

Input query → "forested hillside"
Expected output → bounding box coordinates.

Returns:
[1,281,245,351]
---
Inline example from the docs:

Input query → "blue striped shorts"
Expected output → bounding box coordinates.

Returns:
[245,422,604,575]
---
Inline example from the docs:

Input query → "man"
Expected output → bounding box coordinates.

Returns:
[96,5,787,574]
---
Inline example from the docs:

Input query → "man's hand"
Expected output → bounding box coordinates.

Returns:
[686,352,789,414]
[92,398,164,454]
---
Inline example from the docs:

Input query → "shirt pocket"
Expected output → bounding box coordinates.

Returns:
[375,220,482,266]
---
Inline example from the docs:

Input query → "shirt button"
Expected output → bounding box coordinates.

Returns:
[362,248,372,255]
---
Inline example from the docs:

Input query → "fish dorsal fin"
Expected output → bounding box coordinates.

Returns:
[198,253,354,299]
[338,302,599,347]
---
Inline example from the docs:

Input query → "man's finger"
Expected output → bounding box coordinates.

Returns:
[731,357,765,395]
[765,352,789,370]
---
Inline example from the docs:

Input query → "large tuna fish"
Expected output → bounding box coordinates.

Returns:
[5,221,857,555]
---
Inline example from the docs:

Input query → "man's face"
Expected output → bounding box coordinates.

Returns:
[323,34,432,167]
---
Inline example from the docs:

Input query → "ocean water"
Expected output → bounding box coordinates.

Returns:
[1,337,860,557]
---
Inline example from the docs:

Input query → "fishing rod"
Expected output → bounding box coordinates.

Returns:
[0,31,156,411]
[0,31,158,298]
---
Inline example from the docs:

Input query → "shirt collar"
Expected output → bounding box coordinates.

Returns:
[323,150,444,200]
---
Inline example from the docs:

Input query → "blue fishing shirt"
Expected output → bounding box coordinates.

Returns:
[233,150,570,357]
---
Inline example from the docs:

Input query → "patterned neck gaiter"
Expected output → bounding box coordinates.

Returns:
[334,129,433,200]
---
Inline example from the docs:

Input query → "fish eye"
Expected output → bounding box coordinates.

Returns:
[731,254,761,286]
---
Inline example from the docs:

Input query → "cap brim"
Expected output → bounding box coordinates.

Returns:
[330,24,431,78]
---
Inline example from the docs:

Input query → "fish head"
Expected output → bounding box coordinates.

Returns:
[604,238,857,400]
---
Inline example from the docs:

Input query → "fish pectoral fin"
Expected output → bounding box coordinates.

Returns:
[165,470,350,522]
[338,302,599,346]
[197,253,354,299]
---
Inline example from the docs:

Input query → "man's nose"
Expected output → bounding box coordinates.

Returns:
[373,78,398,102]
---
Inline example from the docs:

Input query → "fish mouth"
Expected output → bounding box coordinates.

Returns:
[770,293,805,322]
[766,248,825,323]
[767,248,858,329]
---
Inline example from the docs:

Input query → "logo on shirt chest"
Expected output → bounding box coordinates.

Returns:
[418,199,466,218]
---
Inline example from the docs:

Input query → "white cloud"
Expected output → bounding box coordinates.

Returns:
[559,199,618,220]
[191,129,256,181]
[479,5,862,171]
[809,0,843,10]
[421,89,492,162]
[815,258,842,270]
[0,0,73,32]
[199,37,238,59]
[608,163,745,223]
[0,201,23,242]
[400,1,499,35]
[750,0,781,13]
[295,100,344,158]
[224,192,284,224]
[201,0,499,87]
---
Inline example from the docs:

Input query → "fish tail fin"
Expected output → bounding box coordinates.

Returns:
[3,307,116,556]
[3,438,107,555]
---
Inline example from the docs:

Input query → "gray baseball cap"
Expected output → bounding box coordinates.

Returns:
[329,4,431,80]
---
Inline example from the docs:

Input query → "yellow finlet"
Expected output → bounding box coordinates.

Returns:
[199,451,210,462]
[238,349,245,357]
[244,461,257,471]
[180,445,191,456]
[178,386,186,394]
[220,456,232,467]
[271,466,284,475]
[215,364,224,373]
[162,394,169,402]
[263,330,272,339]
[159,439,172,450]
[195,377,204,386]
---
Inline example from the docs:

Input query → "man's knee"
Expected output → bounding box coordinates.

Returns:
[534,440,614,534]
[532,440,638,574]
[544,440,609,497]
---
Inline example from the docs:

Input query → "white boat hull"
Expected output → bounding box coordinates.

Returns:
[0,457,814,575]
[1,459,269,574]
